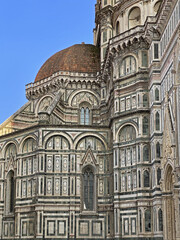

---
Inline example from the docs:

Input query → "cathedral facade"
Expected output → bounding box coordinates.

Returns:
[0,0,180,239]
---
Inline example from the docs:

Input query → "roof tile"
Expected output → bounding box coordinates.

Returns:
[35,44,100,82]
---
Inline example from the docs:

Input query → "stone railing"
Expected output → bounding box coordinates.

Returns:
[110,26,145,45]
[26,71,96,90]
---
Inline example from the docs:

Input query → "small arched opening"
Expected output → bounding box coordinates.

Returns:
[129,7,141,29]
[143,117,149,135]
[6,170,15,214]
[80,102,91,125]
[155,112,160,131]
[143,94,148,107]
[82,165,96,211]
[144,170,150,188]
[116,21,120,35]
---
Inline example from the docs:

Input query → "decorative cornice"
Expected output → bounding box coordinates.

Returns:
[101,25,150,80]
[96,5,114,26]
[156,0,177,34]
[26,71,99,100]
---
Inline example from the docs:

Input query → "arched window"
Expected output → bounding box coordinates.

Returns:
[115,174,118,191]
[156,142,161,158]
[120,56,136,76]
[152,168,155,187]
[154,208,157,232]
[22,138,37,153]
[116,21,120,35]
[144,170,150,187]
[38,96,53,112]
[142,50,148,67]
[155,88,160,101]
[102,88,105,99]
[138,170,141,188]
[85,108,90,125]
[143,145,149,162]
[129,7,141,29]
[119,125,136,142]
[157,168,161,185]
[143,117,149,135]
[155,112,160,131]
[77,136,105,151]
[108,213,111,234]
[80,107,90,125]
[115,101,118,112]
[143,94,148,107]
[158,209,163,231]
[81,107,85,124]
[165,165,173,192]
[138,145,141,162]
[103,30,107,42]
[5,143,16,159]
[83,166,95,211]
[46,136,70,150]
[6,171,15,214]
[145,209,151,232]
[139,209,142,232]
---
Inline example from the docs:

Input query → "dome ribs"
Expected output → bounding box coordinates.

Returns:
[35,44,100,82]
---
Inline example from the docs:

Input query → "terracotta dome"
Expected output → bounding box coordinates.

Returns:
[35,44,100,82]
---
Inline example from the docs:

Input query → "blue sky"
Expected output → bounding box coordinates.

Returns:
[0,0,96,124]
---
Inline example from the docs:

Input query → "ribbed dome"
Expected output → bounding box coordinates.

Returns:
[35,44,100,82]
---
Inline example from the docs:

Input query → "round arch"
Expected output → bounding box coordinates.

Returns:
[68,90,100,107]
[19,135,38,154]
[81,164,97,212]
[119,55,137,77]
[128,6,141,29]
[115,122,138,143]
[164,164,174,192]
[120,53,138,67]
[112,9,121,29]
[163,162,176,239]
[74,133,108,150]
[121,52,138,63]
[2,141,18,159]
[79,101,92,109]
[35,94,54,115]
[43,132,73,150]
[82,163,97,174]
